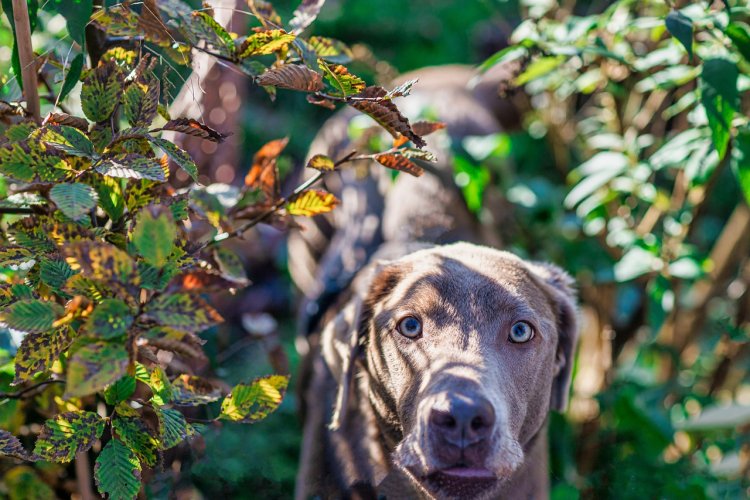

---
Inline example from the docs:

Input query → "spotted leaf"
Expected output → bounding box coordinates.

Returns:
[375,153,424,177]
[50,183,98,222]
[81,62,122,123]
[65,342,130,398]
[13,326,74,385]
[0,430,30,460]
[219,375,289,423]
[85,299,133,339]
[156,408,190,449]
[33,411,105,462]
[239,30,296,58]
[96,154,167,182]
[171,374,223,406]
[146,136,199,182]
[143,293,223,333]
[112,417,158,467]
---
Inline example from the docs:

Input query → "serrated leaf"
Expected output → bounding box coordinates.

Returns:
[190,11,236,58]
[287,190,340,216]
[171,374,222,406]
[349,86,425,148]
[112,417,158,467]
[1,300,64,333]
[156,408,188,449]
[123,79,159,127]
[665,10,693,58]
[63,241,139,286]
[144,293,223,333]
[65,342,129,398]
[289,0,325,34]
[50,183,98,222]
[39,259,76,290]
[13,326,73,385]
[95,438,142,500]
[0,246,34,267]
[153,118,227,143]
[726,22,750,62]
[42,125,95,158]
[45,112,88,131]
[148,366,172,406]
[96,154,167,182]
[104,375,137,405]
[375,153,424,177]
[0,430,30,460]
[319,62,365,96]
[308,36,352,63]
[239,29,296,58]
[701,58,738,159]
[146,136,199,182]
[33,411,105,462]
[132,206,176,268]
[305,154,335,171]
[219,375,289,422]
[257,64,324,92]
[81,62,121,122]
[86,299,133,339]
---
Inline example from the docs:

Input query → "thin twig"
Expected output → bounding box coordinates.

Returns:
[0,379,65,400]
[11,0,41,124]
[0,207,36,215]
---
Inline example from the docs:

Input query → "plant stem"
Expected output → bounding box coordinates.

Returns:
[0,379,65,400]
[11,0,40,124]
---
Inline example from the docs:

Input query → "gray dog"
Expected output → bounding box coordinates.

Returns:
[290,65,579,500]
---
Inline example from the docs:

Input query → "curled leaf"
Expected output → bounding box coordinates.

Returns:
[289,0,326,34]
[257,64,323,92]
[375,153,424,177]
[349,86,425,147]
[153,118,227,143]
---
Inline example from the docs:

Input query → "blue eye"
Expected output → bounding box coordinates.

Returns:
[509,321,534,343]
[397,316,422,338]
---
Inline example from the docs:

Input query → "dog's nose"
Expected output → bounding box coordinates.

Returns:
[429,393,495,447]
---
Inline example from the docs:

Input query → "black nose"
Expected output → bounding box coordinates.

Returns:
[429,393,495,447]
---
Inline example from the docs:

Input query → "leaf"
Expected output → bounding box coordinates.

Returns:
[305,154,335,171]
[731,128,750,205]
[81,62,121,123]
[257,64,324,92]
[104,375,137,405]
[41,125,95,158]
[153,118,227,143]
[171,374,222,406]
[59,52,85,103]
[287,190,340,216]
[319,62,365,96]
[65,342,130,398]
[515,56,565,86]
[165,269,248,293]
[146,136,199,182]
[349,86,426,148]
[213,247,247,283]
[726,22,750,62]
[4,466,56,500]
[0,430,30,460]
[44,0,93,45]
[306,93,336,109]
[144,293,223,333]
[411,121,446,137]
[219,375,289,422]
[190,11,236,58]
[50,183,98,222]
[701,58,738,159]
[13,327,73,385]
[96,154,167,182]
[132,206,176,268]
[478,45,527,73]
[94,438,142,500]
[86,299,133,339]
[148,366,172,406]
[123,78,159,127]
[386,78,418,99]
[247,0,281,28]
[239,30,296,58]
[308,36,352,63]
[244,137,288,200]
[665,10,693,58]
[96,176,126,221]
[1,300,64,333]
[375,153,424,177]
[401,147,437,162]
[0,246,34,267]
[63,241,139,285]
[156,408,189,449]
[289,0,325,34]
[33,411,105,462]
[112,417,158,466]
[40,258,76,290]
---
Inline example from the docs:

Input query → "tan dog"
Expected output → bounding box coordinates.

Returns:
[292,66,578,499]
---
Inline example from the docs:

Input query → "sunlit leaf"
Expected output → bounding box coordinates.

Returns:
[349,86,425,148]
[81,62,121,123]
[147,136,199,182]
[13,326,73,385]
[219,375,289,422]
[239,29,296,58]
[289,0,325,34]
[33,411,105,462]
[287,189,340,216]
[143,293,223,333]
[1,300,64,334]
[305,154,335,171]
[104,375,137,405]
[171,374,223,406]
[375,153,424,177]
[96,154,167,181]
[112,417,158,467]
[153,118,227,143]
[132,206,176,268]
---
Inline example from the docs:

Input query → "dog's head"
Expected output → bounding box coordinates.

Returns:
[324,242,578,499]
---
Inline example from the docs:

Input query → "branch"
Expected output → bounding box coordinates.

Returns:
[0,379,65,400]
[11,0,40,124]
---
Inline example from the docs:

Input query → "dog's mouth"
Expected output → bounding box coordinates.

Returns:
[412,466,499,498]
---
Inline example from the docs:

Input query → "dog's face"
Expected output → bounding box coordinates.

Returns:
[353,243,578,499]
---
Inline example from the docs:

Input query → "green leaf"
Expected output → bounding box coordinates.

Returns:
[59,53,85,102]
[701,58,739,159]
[123,78,159,127]
[81,62,121,123]
[42,125,94,158]
[148,366,172,406]
[132,206,176,268]
[146,136,199,182]
[33,411,105,462]
[190,11,236,58]
[171,374,223,406]
[85,299,133,339]
[39,258,76,290]
[307,36,352,64]
[665,10,693,58]
[156,408,190,449]
[319,61,365,96]
[213,247,247,283]
[96,176,125,221]
[614,247,660,282]
[144,293,223,333]
[0,430,30,460]
[50,183,98,222]
[219,375,289,423]
[44,0,93,45]
[731,128,750,205]
[515,56,565,86]
[112,417,158,467]
[65,341,129,398]
[94,438,142,500]
[104,375,137,405]
[726,22,750,62]
[478,45,527,73]
[238,29,295,58]
[4,466,55,500]
[13,326,73,385]
[96,154,167,181]
[1,300,64,333]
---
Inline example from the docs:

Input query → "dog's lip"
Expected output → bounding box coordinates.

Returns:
[435,467,496,479]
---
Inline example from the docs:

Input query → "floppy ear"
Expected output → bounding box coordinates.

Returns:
[527,262,579,412]
[325,262,401,430]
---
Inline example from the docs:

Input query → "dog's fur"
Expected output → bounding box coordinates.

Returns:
[291,65,578,499]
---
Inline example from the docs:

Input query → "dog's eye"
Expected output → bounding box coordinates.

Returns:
[396,316,422,338]
[509,321,534,343]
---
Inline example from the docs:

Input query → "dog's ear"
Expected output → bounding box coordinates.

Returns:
[325,261,402,430]
[527,262,579,412]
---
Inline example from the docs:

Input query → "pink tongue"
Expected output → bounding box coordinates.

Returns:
[440,468,495,479]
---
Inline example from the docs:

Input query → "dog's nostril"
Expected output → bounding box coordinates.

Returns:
[470,416,484,430]
[431,410,457,430]
[445,415,456,429]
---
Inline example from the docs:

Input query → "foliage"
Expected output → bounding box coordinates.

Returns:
[0,0,444,498]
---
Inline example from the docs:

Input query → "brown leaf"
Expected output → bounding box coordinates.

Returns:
[306,94,336,110]
[44,113,89,131]
[138,0,172,44]
[165,269,249,294]
[244,138,289,201]
[155,118,228,143]
[412,121,446,137]
[349,86,426,148]
[257,64,323,92]
[375,153,424,177]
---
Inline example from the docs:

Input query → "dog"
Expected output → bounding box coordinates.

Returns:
[290,64,579,499]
